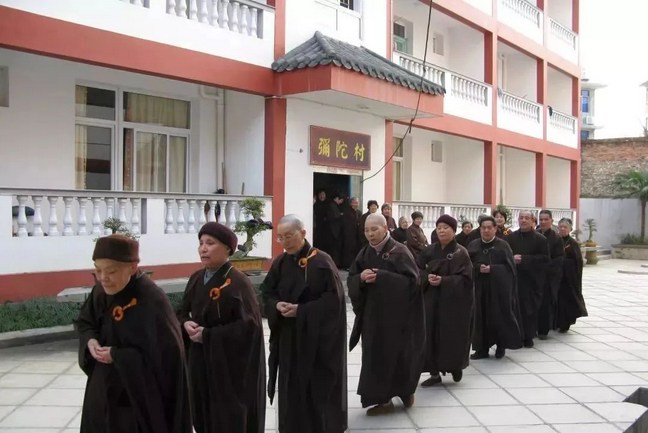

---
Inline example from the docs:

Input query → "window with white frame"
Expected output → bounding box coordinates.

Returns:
[393,19,413,55]
[392,137,403,201]
[0,67,8,107]
[431,140,443,163]
[432,33,445,56]
[74,85,190,192]
[339,0,355,10]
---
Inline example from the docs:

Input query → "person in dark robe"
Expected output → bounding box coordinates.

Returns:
[555,218,588,332]
[416,215,474,386]
[493,208,513,238]
[341,196,362,269]
[347,213,425,415]
[75,235,192,433]
[430,228,439,244]
[313,189,329,251]
[455,221,473,248]
[392,216,409,244]
[407,211,429,256]
[381,203,398,231]
[261,214,347,433]
[323,193,345,267]
[177,222,266,433]
[467,216,523,360]
[536,210,565,340]
[505,211,550,348]
[463,214,489,246]
[359,200,379,247]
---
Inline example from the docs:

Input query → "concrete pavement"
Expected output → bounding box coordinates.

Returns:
[1,259,648,432]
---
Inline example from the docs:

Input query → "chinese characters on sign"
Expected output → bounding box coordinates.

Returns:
[309,126,371,171]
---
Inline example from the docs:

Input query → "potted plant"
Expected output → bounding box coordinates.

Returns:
[94,218,153,277]
[583,218,598,265]
[231,198,273,273]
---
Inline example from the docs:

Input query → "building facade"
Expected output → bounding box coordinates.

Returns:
[0,0,580,301]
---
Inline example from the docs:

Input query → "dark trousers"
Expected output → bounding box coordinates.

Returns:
[522,310,538,341]
[537,285,554,336]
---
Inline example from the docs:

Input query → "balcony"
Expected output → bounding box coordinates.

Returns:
[548,18,579,64]
[497,0,544,45]
[547,107,578,148]
[393,52,493,125]
[1,189,273,275]
[497,89,543,138]
[1,0,275,67]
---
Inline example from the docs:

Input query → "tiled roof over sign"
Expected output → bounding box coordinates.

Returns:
[272,31,446,96]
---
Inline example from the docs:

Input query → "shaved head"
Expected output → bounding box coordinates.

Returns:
[366,213,387,227]
[278,214,305,231]
[519,211,534,219]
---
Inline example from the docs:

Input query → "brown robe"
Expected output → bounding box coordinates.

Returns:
[75,273,192,433]
[347,236,425,407]
[407,224,429,256]
[261,242,347,433]
[177,264,266,433]
[417,240,474,374]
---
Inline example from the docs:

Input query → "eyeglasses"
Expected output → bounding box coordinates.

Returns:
[276,232,298,243]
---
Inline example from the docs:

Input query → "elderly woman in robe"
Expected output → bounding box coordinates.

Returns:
[177,222,266,433]
[555,218,588,333]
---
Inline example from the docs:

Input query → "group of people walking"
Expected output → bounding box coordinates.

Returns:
[74,201,588,433]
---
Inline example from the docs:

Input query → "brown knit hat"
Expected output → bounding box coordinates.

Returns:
[436,214,458,232]
[92,234,140,263]
[198,222,238,256]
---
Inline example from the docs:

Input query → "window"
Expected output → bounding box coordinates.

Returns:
[580,130,590,140]
[431,141,443,163]
[0,67,8,107]
[432,33,445,56]
[393,22,409,54]
[74,85,190,192]
[581,89,590,114]
[392,137,403,201]
[339,0,354,9]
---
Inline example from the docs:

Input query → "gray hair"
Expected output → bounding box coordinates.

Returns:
[366,213,387,227]
[350,197,359,203]
[519,210,535,218]
[278,214,305,231]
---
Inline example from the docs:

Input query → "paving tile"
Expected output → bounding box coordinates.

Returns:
[488,426,557,433]
[347,408,414,429]
[470,360,529,375]
[507,387,575,404]
[264,408,275,430]
[347,392,362,408]
[0,389,36,406]
[559,386,625,403]
[408,406,481,428]
[25,388,84,406]
[48,375,87,389]
[518,362,576,374]
[534,342,575,352]
[347,375,359,392]
[586,402,648,422]
[449,388,517,406]
[440,374,499,389]
[528,403,605,423]
[606,342,648,351]
[413,389,461,407]
[489,374,551,388]
[12,361,73,374]
[347,363,362,376]
[505,351,556,363]
[467,405,543,426]
[551,334,596,342]
[419,428,487,433]
[544,350,597,361]
[553,423,622,432]
[573,328,614,336]
[0,362,20,374]
[563,360,620,373]
[587,372,648,386]
[540,373,603,387]
[0,406,79,428]
[586,351,640,361]
[588,334,633,343]
[350,430,417,433]
[0,373,56,388]
[0,407,15,422]
[66,409,82,428]
[0,429,61,433]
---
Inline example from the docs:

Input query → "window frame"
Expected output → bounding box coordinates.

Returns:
[392,137,403,201]
[581,89,590,114]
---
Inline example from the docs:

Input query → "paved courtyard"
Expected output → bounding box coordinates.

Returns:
[1,259,648,432]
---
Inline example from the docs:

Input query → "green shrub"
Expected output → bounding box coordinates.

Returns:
[620,233,648,245]
[0,298,81,333]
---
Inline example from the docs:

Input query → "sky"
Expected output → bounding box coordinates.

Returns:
[579,0,648,138]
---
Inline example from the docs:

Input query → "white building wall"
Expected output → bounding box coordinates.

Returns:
[447,27,484,81]
[546,157,571,209]
[285,0,387,55]
[285,99,385,242]
[444,136,484,205]
[503,147,536,206]
[547,68,573,114]
[580,198,646,248]
[547,1,572,28]
[393,1,442,66]
[223,91,265,196]
[504,54,537,101]
[0,49,219,192]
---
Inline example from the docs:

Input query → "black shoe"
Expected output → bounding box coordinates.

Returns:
[523,339,534,348]
[495,347,506,359]
[420,375,442,387]
[538,334,548,340]
[558,327,570,333]
[451,370,463,382]
[470,351,489,360]
[366,401,394,416]
[400,394,415,408]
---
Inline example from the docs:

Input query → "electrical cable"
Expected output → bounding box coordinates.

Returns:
[361,0,436,184]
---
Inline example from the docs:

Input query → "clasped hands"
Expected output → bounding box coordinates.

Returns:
[360,268,379,284]
[184,320,205,343]
[479,264,491,274]
[87,338,113,364]
[427,273,442,286]
[276,301,298,318]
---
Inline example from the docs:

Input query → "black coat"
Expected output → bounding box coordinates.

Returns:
[556,236,588,329]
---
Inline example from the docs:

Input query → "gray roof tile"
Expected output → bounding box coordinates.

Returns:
[272,31,446,96]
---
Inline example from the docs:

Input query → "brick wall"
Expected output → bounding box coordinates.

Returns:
[581,137,648,198]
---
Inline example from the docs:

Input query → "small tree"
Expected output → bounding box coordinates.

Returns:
[615,170,648,242]
[233,198,273,257]
[94,217,139,242]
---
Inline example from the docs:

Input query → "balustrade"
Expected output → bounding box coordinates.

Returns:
[549,18,577,49]
[549,109,576,133]
[499,90,541,123]
[167,0,269,38]
[500,0,541,27]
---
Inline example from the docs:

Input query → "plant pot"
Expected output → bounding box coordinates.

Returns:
[584,240,599,265]
[230,256,266,273]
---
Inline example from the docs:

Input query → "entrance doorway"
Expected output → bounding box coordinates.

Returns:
[314,172,354,200]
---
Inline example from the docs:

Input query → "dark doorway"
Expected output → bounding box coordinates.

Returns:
[313,172,351,199]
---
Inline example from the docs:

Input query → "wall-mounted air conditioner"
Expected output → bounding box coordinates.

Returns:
[584,115,594,125]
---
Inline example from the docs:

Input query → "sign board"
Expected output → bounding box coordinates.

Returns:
[309,125,371,171]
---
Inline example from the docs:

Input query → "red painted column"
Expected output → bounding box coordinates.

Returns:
[535,152,547,208]
[484,31,497,125]
[572,0,580,33]
[570,159,580,217]
[264,98,287,258]
[384,121,394,203]
[538,59,548,140]
[484,141,498,207]
[273,0,286,60]
[386,0,393,60]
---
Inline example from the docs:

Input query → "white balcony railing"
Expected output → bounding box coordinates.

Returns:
[497,89,543,138]
[393,52,493,125]
[497,0,544,45]
[547,107,578,148]
[548,18,578,64]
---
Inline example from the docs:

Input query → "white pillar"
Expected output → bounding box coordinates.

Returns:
[78,197,88,235]
[187,199,197,233]
[92,198,103,236]
[165,199,176,234]
[131,198,141,235]
[62,196,74,236]
[32,195,44,237]
[16,195,29,237]
[177,199,187,234]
